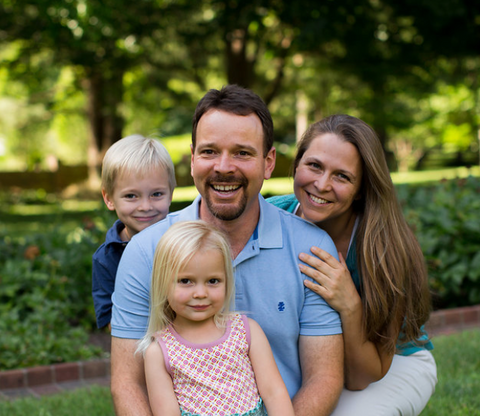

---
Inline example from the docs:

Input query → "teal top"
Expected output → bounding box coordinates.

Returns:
[267,194,433,355]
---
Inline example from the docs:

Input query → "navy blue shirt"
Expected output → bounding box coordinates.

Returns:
[92,219,128,329]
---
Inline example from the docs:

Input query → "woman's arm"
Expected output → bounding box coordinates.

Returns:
[299,246,401,390]
[247,319,295,416]
[144,342,181,416]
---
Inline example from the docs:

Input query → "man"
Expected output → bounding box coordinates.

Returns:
[110,85,344,415]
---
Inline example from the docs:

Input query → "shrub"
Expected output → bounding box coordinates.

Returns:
[398,176,480,309]
[0,210,115,370]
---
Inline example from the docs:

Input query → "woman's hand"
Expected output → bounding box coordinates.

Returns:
[299,246,361,317]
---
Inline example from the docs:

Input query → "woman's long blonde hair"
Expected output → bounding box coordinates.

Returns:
[294,114,431,354]
[136,220,235,355]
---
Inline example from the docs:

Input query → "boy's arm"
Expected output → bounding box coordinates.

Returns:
[144,341,181,416]
[91,256,115,329]
[247,319,295,416]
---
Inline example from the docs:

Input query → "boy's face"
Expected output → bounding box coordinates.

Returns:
[102,167,172,240]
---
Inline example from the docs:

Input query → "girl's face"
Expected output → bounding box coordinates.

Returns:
[294,133,363,227]
[168,248,227,326]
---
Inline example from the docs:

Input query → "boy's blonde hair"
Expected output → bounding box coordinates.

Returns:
[136,220,235,355]
[101,134,176,196]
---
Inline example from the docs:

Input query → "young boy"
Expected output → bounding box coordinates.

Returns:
[92,134,176,329]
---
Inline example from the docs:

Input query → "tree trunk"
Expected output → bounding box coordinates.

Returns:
[85,69,124,189]
[225,28,254,88]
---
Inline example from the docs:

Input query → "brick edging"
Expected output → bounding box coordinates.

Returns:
[0,358,110,399]
[425,304,480,335]
[1,304,480,395]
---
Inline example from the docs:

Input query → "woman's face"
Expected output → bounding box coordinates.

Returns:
[294,133,363,227]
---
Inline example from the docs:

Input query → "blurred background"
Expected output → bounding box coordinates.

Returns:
[0,0,479,189]
[1,0,479,372]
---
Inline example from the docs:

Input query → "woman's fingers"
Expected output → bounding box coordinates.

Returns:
[304,278,325,295]
[308,246,342,268]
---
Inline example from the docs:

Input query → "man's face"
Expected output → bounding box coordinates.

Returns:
[191,109,275,222]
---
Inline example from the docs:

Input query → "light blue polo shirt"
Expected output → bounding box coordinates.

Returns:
[112,194,342,398]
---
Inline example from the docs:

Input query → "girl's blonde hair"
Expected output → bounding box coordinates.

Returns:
[101,134,176,196]
[294,114,431,355]
[136,220,235,355]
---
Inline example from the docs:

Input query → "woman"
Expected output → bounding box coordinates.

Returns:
[268,114,437,415]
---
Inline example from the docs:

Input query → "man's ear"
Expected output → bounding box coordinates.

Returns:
[102,189,116,211]
[264,147,276,180]
[190,144,195,177]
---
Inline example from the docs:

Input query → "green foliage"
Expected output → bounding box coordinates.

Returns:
[398,176,480,308]
[0,211,115,370]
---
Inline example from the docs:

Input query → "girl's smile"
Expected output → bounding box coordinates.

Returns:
[168,248,227,329]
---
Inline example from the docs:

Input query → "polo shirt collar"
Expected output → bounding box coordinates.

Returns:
[181,194,283,249]
[257,195,283,249]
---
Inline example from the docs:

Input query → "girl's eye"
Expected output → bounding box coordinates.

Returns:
[209,278,220,285]
[179,278,191,284]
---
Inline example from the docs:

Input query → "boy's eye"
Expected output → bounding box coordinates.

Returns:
[152,191,163,197]
[124,194,137,199]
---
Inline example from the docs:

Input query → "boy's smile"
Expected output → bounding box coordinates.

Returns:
[102,167,172,240]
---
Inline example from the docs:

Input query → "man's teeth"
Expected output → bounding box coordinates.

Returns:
[310,194,328,204]
[214,185,239,191]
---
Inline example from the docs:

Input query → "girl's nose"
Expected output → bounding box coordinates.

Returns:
[193,285,207,298]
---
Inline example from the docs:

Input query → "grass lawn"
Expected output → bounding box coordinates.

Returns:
[1,329,479,415]
[421,329,480,416]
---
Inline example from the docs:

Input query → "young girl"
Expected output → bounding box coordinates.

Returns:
[137,220,294,416]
